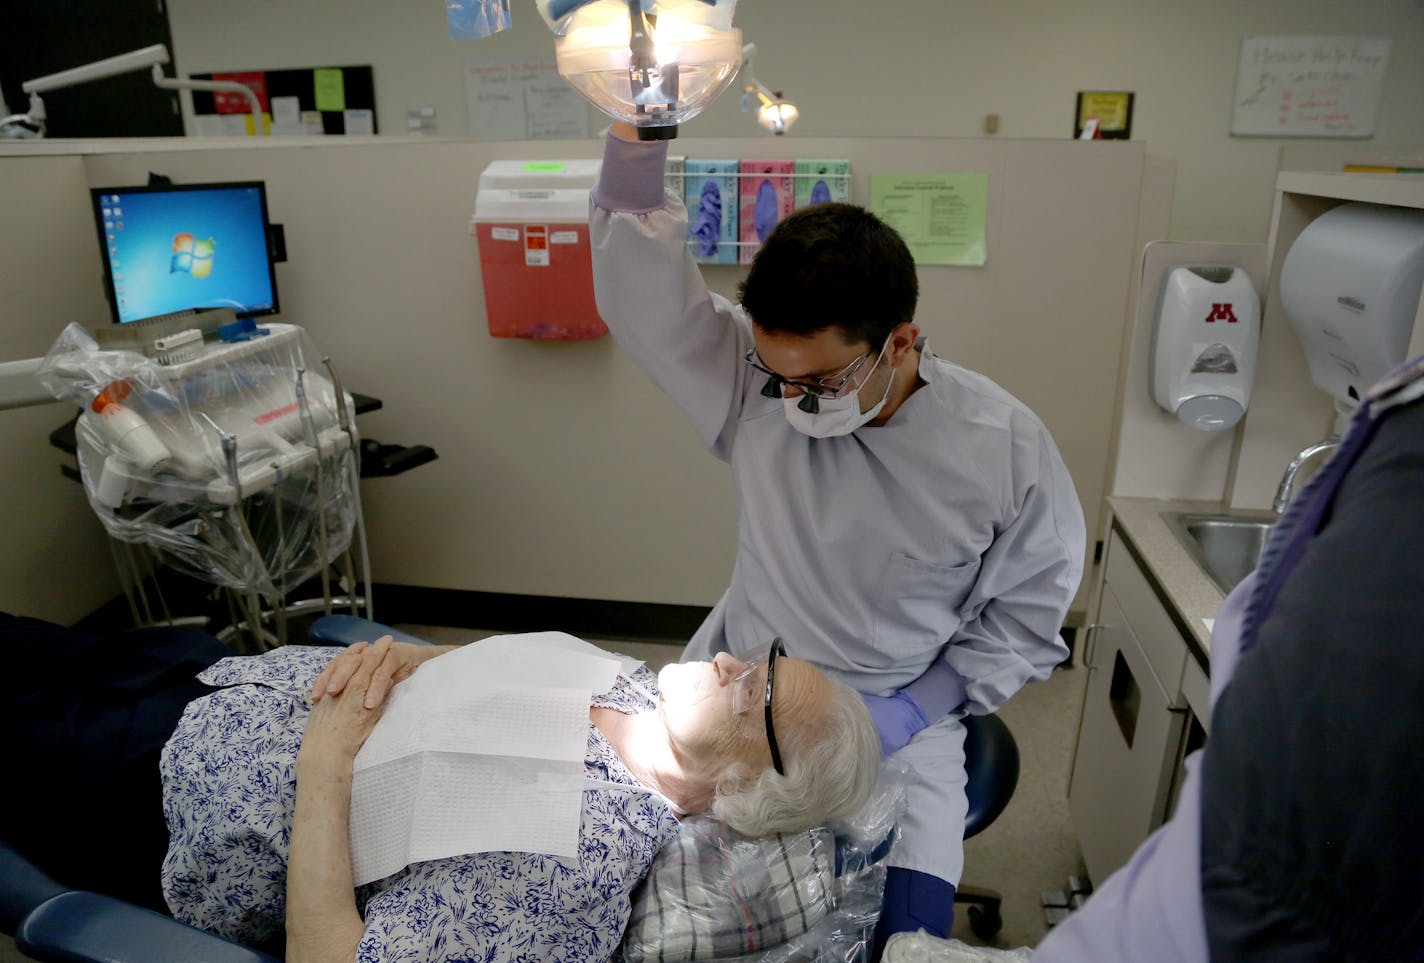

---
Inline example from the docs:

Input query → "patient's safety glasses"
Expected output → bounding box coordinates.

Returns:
[744,346,874,414]
[729,638,786,776]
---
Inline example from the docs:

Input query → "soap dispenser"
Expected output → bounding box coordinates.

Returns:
[1150,265,1260,431]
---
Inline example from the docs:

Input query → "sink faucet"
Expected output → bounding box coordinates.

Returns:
[1273,437,1340,513]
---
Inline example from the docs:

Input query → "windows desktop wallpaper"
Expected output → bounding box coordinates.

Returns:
[98,185,275,323]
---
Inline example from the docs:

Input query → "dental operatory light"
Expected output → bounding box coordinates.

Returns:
[547,0,743,140]
[0,44,264,139]
[740,43,798,135]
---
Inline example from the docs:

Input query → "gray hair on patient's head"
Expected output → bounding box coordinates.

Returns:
[710,678,881,837]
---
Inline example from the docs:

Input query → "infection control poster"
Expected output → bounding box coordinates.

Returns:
[870,173,988,266]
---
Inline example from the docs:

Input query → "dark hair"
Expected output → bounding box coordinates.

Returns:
[737,203,918,346]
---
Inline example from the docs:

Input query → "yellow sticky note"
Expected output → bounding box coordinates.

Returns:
[314,69,346,112]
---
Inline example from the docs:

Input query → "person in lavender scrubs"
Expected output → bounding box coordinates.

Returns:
[1034,357,1424,962]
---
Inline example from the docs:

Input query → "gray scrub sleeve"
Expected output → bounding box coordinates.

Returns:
[590,133,757,459]
[943,426,1083,715]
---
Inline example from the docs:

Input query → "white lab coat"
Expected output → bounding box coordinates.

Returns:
[589,134,1085,884]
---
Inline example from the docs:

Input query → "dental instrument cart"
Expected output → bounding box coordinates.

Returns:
[38,314,373,650]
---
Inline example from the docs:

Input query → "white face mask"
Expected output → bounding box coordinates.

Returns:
[782,341,895,438]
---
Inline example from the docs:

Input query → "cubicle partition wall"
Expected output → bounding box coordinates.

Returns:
[0,154,123,622]
[1,136,1172,627]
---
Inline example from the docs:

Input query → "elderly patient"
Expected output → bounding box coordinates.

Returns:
[0,614,879,963]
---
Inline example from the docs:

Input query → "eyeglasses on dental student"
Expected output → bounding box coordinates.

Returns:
[743,347,873,414]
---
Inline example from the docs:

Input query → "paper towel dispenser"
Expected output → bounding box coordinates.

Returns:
[1150,265,1261,431]
[1280,201,1424,406]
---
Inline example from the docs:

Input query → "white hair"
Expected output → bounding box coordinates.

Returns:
[710,678,882,836]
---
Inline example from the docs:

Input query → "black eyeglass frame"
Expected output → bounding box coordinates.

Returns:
[764,637,787,776]
[743,346,873,414]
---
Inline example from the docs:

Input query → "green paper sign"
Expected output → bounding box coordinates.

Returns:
[870,173,988,266]
[314,68,346,112]
[524,162,567,172]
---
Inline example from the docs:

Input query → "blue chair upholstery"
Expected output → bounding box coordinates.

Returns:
[0,838,279,963]
[0,838,66,934]
[306,614,434,648]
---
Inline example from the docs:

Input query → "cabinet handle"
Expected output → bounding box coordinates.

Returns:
[1081,622,1109,669]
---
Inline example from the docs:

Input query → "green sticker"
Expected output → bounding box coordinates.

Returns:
[314,68,346,112]
[524,161,566,173]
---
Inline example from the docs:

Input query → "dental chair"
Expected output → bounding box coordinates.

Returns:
[0,617,1019,961]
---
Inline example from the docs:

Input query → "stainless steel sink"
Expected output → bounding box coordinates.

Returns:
[1162,512,1277,595]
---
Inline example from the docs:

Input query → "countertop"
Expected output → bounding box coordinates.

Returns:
[1104,496,1274,670]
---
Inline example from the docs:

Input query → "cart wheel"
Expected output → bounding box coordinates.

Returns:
[968,904,1003,941]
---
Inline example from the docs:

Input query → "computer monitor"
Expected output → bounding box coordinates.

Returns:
[90,181,280,324]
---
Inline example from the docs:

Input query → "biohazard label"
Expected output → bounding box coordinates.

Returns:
[491,227,519,241]
[525,225,550,266]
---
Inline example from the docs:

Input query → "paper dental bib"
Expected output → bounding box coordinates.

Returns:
[347,632,626,885]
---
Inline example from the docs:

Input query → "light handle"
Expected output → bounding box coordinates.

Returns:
[22,44,170,94]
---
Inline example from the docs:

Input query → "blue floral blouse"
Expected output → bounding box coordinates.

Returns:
[159,644,680,962]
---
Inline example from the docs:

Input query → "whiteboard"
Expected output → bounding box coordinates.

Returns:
[1231,36,1390,138]
[464,60,590,140]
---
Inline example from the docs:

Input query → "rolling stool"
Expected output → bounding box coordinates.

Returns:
[957,713,1020,941]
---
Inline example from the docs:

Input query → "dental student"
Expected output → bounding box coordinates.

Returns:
[589,121,1086,956]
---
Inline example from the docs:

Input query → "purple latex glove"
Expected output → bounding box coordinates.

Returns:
[861,661,970,757]
[862,690,930,757]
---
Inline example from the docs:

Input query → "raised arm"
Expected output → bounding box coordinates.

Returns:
[589,125,756,459]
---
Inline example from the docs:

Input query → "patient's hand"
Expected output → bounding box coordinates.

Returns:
[300,637,394,769]
[311,637,452,709]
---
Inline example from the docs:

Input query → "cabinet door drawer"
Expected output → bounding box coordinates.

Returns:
[1069,583,1188,884]
[1105,532,1188,706]
[1181,657,1211,735]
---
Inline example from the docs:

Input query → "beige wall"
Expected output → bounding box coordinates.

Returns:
[165,0,1424,247]
[0,134,1163,622]
[6,0,1421,625]
[0,157,122,622]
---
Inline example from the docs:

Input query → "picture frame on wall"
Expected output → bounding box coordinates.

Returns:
[1074,91,1135,140]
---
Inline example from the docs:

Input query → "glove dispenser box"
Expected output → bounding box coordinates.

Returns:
[472,160,607,340]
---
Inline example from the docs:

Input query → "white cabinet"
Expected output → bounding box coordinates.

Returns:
[1068,530,1196,884]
